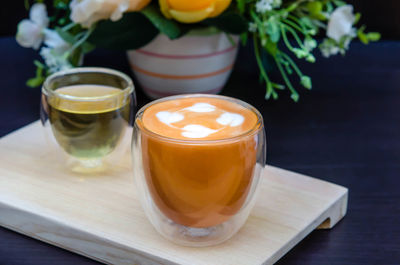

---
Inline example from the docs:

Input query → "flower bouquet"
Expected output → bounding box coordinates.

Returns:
[17,0,379,101]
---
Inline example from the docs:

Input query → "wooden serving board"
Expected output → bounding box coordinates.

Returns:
[0,121,348,265]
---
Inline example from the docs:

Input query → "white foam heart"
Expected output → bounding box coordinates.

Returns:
[181,124,217,138]
[216,112,244,127]
[184,103,216,113]
[156,111,184,125]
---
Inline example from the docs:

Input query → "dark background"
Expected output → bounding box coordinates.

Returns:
[1,0,400,39]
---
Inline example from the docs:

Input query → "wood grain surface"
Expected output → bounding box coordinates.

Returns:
[0,122,347,265]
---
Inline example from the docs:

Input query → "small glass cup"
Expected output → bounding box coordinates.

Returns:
[41,67,136,173]
[132,94,266,246]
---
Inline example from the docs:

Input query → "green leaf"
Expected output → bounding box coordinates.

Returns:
[141,4,182,39]
[286,2,299,12]
[326,2,334,13]
[58,17,67,26]
[69,47,82,66]
[301,76,312,89]
[237,0,246,14]
[333,0,347,7]
[306,54,315,63]
[266,18,280,42]
[34,60,46,69]
[225,33,236,46]
[272,82,285,90]
[299,17,314,29]
[358,34,368,44]
[81,41,96,53]
[203,12,248,35]
[272,91,279,100]
[293,48,308,59]
[291,93,299,102]
[357,27,369,44]
[312,13,327,21]
[367,32,381,41]
[54,0,68,9]
[354,13,361,24]
[88,12,159,50]
[24,0,29,10]
[36,63,43,76]
[240,32,248,45]
[285,64,293,75]
[265,41,278,56]
[26,77,45,88]
[56,27,76,44]
[307,1,322,15]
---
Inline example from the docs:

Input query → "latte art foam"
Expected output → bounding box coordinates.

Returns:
[181,124,217,138]
[216,112,245,127]
[142,97,258,140]
[184,103,216,113]
[155,111,184,125]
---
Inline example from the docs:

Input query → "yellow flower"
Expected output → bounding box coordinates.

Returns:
[70,0,151,28]
[159,0,231,23]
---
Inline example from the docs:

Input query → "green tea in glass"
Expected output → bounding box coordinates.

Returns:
[41,67,136,172]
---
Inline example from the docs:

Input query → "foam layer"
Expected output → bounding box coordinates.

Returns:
[141,97,258,140]
[49,85,126,114]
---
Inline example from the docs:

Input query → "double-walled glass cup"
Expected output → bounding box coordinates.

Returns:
[41,67,136,173]
[132,94,266,246]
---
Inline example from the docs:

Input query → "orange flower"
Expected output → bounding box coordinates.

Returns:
[159,0,231,23]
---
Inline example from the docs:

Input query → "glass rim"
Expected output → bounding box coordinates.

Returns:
[135,94,264,144]
[42,67,134,102]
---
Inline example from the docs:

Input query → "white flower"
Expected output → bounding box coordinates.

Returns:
[70,0,131,28]
[319,39,340,58]
[40,47,73,73]
[248,22,257,33]
[304,38,317,52]
[43,30,71,53]
[40,30,74,73]
[256,0,281,13]
[344,28,357,49]
[327,5,356,42]
[16,3,49,49]
[321,45,339,58]
[256,0,273,13]
[273,0,282,8]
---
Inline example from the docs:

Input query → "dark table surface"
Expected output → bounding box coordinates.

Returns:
[0,36,399,265]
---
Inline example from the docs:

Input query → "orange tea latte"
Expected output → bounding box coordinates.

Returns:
[137,96,261,228]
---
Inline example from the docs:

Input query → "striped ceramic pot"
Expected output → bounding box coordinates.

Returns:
[127,32,239,99]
